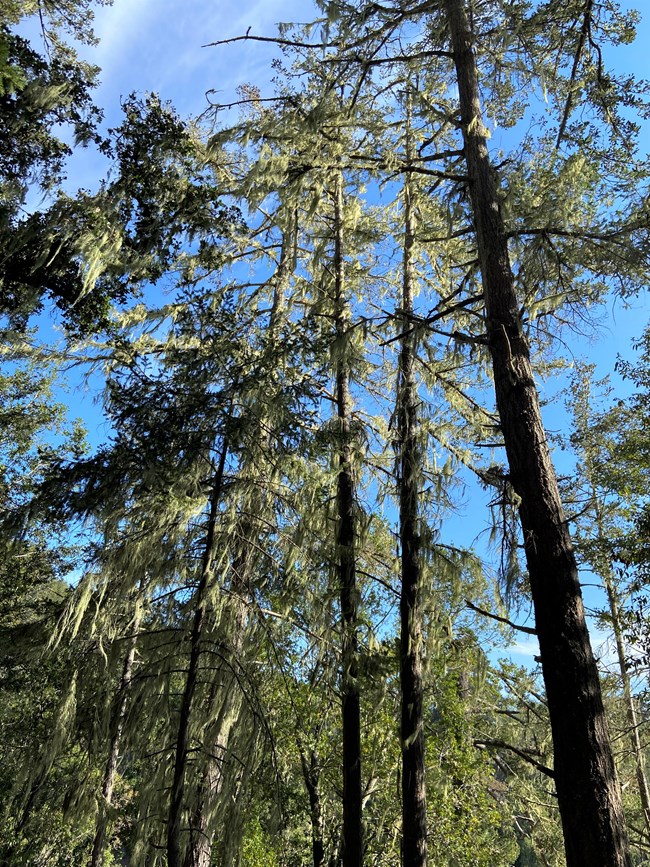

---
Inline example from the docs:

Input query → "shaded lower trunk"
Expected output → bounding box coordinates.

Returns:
[167,442,228,867]
[90,605,142,867]
[301,748,326,867]
[444,2,630,865]
[338,456,363,867]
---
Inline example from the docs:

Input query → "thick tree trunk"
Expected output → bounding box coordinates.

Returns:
[90,603,142,867]
[398,126,427,867]
[333,174,364,867]
[167,442,228,867]
[443,2,631,865]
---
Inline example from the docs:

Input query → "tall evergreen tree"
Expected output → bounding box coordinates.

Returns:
[567,364,650,840]
[331,169,364,867]
[442,1,630,862]
[397,89,427,867]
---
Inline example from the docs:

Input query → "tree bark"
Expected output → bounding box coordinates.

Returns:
[443,2,631,865]
[301,747,326,867]
[333,173,364,867]
[90,602,142,867]
[398,104,427,867]
[167,441,228,867]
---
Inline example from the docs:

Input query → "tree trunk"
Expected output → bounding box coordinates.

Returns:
[167,441,228,867]
[333,173,364,867]
[398,108,427,867]
[183,573,248,867]
[90,602,142,867]
[301,747,326,867]
[603,563,650,834]
[183,695,244,867]
[443,2,631,865]
[182,234,294,867]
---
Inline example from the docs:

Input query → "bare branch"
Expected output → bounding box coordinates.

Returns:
[555,0,594,148]
[465,599,537,636]
[204,34,335,50]
[474,739,555,778]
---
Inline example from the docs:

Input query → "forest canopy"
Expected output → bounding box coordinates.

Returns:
[1,2,650,866]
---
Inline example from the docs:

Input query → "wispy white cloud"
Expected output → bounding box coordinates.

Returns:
[90,0,159,73]
[58,1,322,193]
[156,0,314,117]
[83,0,316,122]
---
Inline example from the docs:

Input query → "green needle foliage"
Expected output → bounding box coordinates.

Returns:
[4,1,650,865]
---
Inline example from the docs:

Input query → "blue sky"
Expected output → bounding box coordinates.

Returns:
[72,0,650,383]
[87,0,310,115]
[65,0,312,189]
[29,0,650,663]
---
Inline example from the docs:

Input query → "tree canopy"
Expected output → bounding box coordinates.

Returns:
[1,2,650,866]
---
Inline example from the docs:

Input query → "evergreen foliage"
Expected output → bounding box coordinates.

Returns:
[2,1,650,866]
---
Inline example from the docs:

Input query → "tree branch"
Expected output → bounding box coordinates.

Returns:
[465,599,537,635]
[204,34,336,50]
[474,739,555,778]
[556,0,594,148]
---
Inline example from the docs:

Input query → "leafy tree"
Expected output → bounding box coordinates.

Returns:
[564,364,650,841]
[0,362,93,864]
[0,0,110,330]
